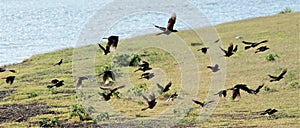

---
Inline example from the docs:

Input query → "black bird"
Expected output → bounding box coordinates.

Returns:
[2,76,15,85]
[260,108,278,115]
[207,64,220,72]
[139,72,154,80]
[0,68,16,73]
[228,84,256,101]
[192,99,214,107]
[51,79,59,84]
[197,47,209,54]
[268,69,287,82]
[154,13,177,35]
[98,36,119,55]
[219,43,238,57]
[134,61,152,72]
[254,83,264,94]
[157,81,172,94]
[190,42,203,46]
[141,92,157,111]
[255,46,269,53]
[166,92,178,102]
[242,40,268,50]
[215,89,227,98]
[47,80,64,88]
[99,85,125,101]
[99,70,115,85]
[53,59,63,66]
[75,76,89,89]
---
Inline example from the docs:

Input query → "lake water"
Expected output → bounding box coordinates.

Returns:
[0,0,299,66]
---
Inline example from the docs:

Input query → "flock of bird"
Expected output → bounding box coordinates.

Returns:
[0,13,288,118]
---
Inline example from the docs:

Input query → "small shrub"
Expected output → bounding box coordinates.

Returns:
[94,112,110,121]
[129,54,141,67]
[265,53,279,61]
[127,83,147,96]
[38,117,59,127]
[28,92,38,98]
[278,7,292,14]
[68,104,92,121]
[264,86,278,92]
[287,80,299,88]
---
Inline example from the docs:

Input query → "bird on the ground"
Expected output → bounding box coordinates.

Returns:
[157,81,172,94]
[2,76,15,85]
[47,80,64,88]
[260,108,278,115]
[99,70,115,85]
[99,85,125,101]
[255,46,269,53]
[215,89,227,98]
[141,92,157,111]
[53,59,63,66]
[75,76,89,89]
[0,68,16,73]
[268,69,287,82]
[219,43,238,57]
[98,36,119,55]
[197,47,209,54]
[242,40,268,50]
[192,99,214,107]
[154,13,177,35]
[139,72,154,80]
[166,92,178,102]
[134,60,152,72]
[207,64,220,72]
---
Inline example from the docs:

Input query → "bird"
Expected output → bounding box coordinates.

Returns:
[2,76,15,85]
[207,64,220,72]
[242,40,268,50]
[268,69,287,82]
[215,89,227,98]
[53,59,63,66]
[98,36,119,55]
[190,42,203,46]
[75,76,89,89]
[192,99,214,107]
[154,13,178,35]
[260,108,278,115]
[99,70,115,85]
[139,72,154,80]
[99,85,125,101]
[157,81,172,94]
[197,47,209,54]
[134,61,152,72]
[253,83,264,94]
[255,46,269,53]
[219,43,238,57]
[228,84,256,101]
[0,68,16,73]
[166,92,178,102]
[141,92,157,111]
[47,80,64,88]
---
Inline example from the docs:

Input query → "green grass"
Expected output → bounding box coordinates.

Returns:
[0,12,299,127]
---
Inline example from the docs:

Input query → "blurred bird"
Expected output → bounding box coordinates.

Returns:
[0,68,16,73]
[51,79,59,84]
[192,99,214,107]
[219,43,238,57]
[207,64,220,72]
[157,81,172,94]
[190,42,203,46]
[53,59,63,66]
[154,13,178,35]
[268,69,287,82]
[139,72,154,80]
[98,36,119,55]
[134,61,152,72]
[75,76,89,89]
[141,92,157,111]
[255,46,269,53]
[2,76,15,85]
[260,108,278,115]
[215,89,227,98]
[197,47,209,54]
[242,40,268,50]
[228,84,255,101]
[99,85,125,101]
[47,80,64,88]
[166,92,178,102]
[99,70,115,85]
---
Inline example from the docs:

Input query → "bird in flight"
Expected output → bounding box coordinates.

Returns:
[166,92,178,102]
[134,60,152,72]
[154,13,178,35]
[98,36,119,55]
[157,81,172,94]
[0,68,16,73]
[99,85,125,101]
[268,69,287,82]
[53,59,63,66]
[260,108,278,115]
[2,76,15,85]
[141,92,157,111]
[219,43,238,57]
[197,47,209,54]
[255,46,269,53]
[207,64,220,72]
[215,89,227,98]
[47,80,64,88]
[139,72,154,80]
[242,40,268,50]
[99,70,115,85]
[228,84,263,101]
[75,76,89,89]
[192,99,214,107]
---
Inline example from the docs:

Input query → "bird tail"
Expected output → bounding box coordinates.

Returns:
[141,107,148,111]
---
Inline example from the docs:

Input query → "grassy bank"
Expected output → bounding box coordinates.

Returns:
[0,12,299,127]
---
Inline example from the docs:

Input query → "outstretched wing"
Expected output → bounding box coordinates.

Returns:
[233,45,238,52]
[259,40,268,44]
[255,83,264,94]
[242,41,254,45]
[164,81,172,91]
[153,24,166,31]
[219,46,227,54]
[232,89,241,101]
[156,83,164,92]
[98,43,106,52]
[278,69,287,78]
[192,99,204,107]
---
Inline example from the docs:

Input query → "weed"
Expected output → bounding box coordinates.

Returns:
[127,83,147,96]
[28,92,38,98]
[94,112,110,121]
[37,117,59,127]
[278,7,292,14]
[287,80,299,88]
[265,53,279,61]
[68,104,92,121]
